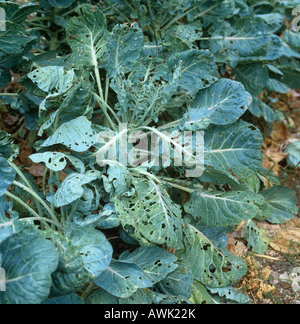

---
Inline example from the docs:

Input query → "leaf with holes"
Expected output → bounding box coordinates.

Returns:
[119,246,178,284]
[47,170,100,207]
[182,224,248,288]
[181,79,252,130]
[184,190,264,227]
[115,179,184,250]
[94,260,152,298]
[204,121,263,175]
[41,116,97,152]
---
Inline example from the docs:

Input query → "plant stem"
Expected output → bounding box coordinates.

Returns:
[42,167,48,196]
[82,283,96,300]
[94,67,105,101]
[160,179,195,193]
[55,171,65,224]
[13,180,60,225]
[0,93,18,96]
[105,77,110,104]
[49,170,55,216]
[67,200,79,221]
[8,161,44,218]
[3,191,63,230]
[94,93,117,129]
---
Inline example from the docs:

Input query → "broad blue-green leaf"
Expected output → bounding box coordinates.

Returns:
[184,190,264,227]
[156,266,194,299]
[47,0,77,8]
[119,246,178,284]
[181,79,252,130]
[47,170,100,207]
[115,179,183,250]
[29,152,85,173]
[205,121,263,175]
[41,116,97,152]
[260,186,298,224]
[119,289,154,304]
[266,79,289,93]
[167,49,219,92]
[235,35,283,63]
[97,203,120,229]
[42,293,84,304]
[244,220,268,254]
[284,30,300,50]
[235,63,269,96]
[285,141,300,167]
[43,230,87,297]
[209,18,271,61]
[94,260,152,298]
[248,97,281,123]
[183,216,229,249]
[0,2,39,85]
[0,157,16,197]
[190,281,214,304]
[200,168,240,186]
[28,67,75,111]
[183,224,248,288]
[207,286,250,304]
[66,4,107,67]
[152,292,191,304]
[106,23,144,77]
[85,288,118,304]
[70,227,113,278]
[0,232,59,304]
[187,0,236,20]
[106,164,132,196]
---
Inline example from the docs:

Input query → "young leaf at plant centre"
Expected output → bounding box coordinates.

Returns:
[166,49,219,92]
[66,4,107,68]
[0,0,299,305]
[47,170,101,207]
[106,23,144,78]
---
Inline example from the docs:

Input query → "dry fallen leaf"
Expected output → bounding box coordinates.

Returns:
[256,220,300,255]
[270,228,300,255]
[226,233,248,257]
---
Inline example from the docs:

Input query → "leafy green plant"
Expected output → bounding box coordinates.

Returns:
[0,0,299,304]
